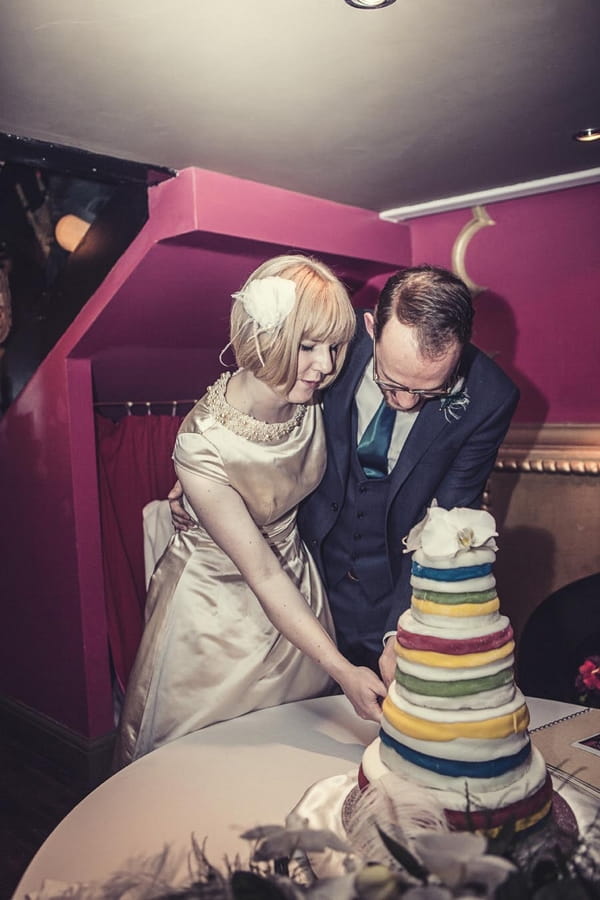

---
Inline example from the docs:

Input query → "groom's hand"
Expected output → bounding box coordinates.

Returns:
[378,636,396,688]
[168,481,195,530]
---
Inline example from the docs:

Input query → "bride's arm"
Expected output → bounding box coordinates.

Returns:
[176,463,384,722]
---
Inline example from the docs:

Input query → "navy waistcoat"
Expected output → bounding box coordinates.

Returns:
[322,446,393,601]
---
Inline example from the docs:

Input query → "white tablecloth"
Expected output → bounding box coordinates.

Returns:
[14,696,595,898]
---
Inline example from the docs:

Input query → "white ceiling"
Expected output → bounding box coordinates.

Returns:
[1,0,599,214]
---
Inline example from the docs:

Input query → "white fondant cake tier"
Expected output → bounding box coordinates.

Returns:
[413,546,496,568]
[394,680,516,710]
[385,681,528,727]
[380,709,529,762]
[410,605,501,629]
[397,609,510,642]
[397,653,514,682]
[411,573,496,593]
[363,739,549,812]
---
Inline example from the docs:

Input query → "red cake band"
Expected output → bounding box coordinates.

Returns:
[444,772,553,835]
[396,623,514,655]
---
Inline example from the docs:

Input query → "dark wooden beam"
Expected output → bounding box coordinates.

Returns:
[0,132,175,186]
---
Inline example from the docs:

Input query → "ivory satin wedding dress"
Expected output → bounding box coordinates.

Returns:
[115,372,335,767]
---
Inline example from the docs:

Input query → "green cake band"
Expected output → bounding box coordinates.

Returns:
[412,587,498,605]
[395,666,514,697]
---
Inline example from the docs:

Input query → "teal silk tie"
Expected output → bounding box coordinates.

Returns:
[357,398,396,478]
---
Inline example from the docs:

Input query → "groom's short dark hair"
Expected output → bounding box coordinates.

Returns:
[374,264,474,358]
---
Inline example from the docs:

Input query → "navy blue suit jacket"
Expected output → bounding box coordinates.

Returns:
[298,313,519,637]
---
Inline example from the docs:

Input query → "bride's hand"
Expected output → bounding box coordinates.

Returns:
[337,666,386,722]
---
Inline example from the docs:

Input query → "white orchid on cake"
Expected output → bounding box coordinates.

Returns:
[403,501,498,559]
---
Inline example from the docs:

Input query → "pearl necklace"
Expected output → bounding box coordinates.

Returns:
[205,373,307,442]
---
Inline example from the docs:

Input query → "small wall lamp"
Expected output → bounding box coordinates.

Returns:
[54,214,91,252]
[573,127,600,143]
[344,0,397,8]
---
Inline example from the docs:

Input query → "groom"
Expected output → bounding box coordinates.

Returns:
[171,264,518,685]
[296,264,518,684]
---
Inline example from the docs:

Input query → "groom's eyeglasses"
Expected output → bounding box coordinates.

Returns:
[372,339,460,399]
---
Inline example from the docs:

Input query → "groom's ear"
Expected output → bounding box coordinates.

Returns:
[364,311,375,339]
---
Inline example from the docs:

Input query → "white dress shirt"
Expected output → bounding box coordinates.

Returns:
[355,358,419,473]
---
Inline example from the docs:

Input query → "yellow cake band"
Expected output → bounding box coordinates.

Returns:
[412,597,500,618]
[484,798,553,838]
[395,639,515,669]
[382,696,529,741]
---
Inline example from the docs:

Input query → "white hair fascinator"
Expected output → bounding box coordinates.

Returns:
[232,276,296,331]
[220,275,297,366]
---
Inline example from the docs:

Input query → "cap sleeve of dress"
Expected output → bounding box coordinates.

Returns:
[173,431,229,486]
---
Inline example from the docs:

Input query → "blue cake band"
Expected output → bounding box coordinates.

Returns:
[379,727,531,778]
[411,561,493,581]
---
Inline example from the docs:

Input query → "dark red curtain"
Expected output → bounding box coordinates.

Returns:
[96,414,183,691]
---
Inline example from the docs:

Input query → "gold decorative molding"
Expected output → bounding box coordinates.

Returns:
[495,423,600,475]
[451,205,495,296]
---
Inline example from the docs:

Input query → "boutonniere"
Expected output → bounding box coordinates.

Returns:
[440,387,470,422]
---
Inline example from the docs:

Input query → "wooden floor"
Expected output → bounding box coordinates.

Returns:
[0,735,88,898]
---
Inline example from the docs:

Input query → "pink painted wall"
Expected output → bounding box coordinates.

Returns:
[0,168,409,739]
[409,182,600,423]
[0,356,110,735]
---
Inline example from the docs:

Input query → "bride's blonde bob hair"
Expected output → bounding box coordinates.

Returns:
[230,255,355,394]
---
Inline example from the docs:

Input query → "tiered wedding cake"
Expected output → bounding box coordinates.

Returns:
[359,504,553,836]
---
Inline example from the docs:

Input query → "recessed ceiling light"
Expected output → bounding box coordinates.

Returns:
[344,0,397,8]
[573,127,600,143]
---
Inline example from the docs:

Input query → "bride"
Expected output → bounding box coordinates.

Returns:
[114,254,385,768]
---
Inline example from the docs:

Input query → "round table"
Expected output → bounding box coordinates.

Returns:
[14,695,594,898]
